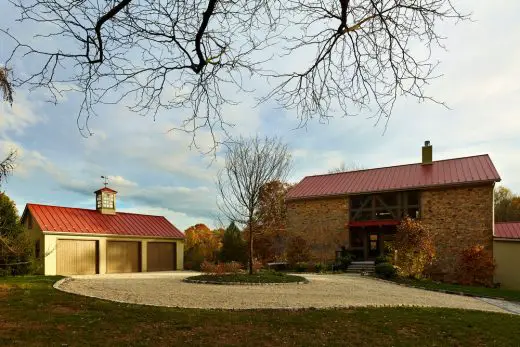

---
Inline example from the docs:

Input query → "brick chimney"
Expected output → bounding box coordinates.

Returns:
[422,140,432,165]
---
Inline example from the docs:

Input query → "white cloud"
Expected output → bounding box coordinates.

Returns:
[118,205,215,231]
[108,175,138,187]
[0,93,44,135]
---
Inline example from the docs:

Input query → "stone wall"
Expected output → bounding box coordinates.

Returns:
[286,197,349,262]
[420,184,494,280]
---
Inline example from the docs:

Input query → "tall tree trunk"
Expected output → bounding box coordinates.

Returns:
[248,218,253,275]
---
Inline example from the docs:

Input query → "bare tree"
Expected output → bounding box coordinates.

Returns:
[217,136,292,274]
[0,150,16,188]
[2,1,467,145]
[328,161,364,173]
[0,67,13,105]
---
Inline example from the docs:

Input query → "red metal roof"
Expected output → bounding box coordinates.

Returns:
[495,222,520,240]
[94,187,118,194]
[287,155,501,200]
[24,204,184,239]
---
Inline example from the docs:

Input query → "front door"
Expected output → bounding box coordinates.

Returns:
[368,232,380,259]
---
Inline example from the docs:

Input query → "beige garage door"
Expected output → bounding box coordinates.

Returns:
[147,242,176,272]
[107,241,141,273]
[56,239,98,275]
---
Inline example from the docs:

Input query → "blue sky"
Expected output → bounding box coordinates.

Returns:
[1,1,519,230]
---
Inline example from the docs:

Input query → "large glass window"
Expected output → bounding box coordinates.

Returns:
[350,191,420,221]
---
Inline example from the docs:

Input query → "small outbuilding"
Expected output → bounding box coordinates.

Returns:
[22,186,185,275]
[494,222,520,290]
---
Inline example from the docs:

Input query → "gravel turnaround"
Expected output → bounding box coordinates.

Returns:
[56,272,508,313]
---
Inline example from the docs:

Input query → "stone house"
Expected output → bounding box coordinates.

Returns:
[286,142,501,278]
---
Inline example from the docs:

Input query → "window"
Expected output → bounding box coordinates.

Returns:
[350,191,420,221]
[102,193,114,209]
[370,234,378,251]
[35,240,40,258]
[28,215,33,229]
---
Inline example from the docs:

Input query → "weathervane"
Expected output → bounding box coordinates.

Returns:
[101,175,109,188]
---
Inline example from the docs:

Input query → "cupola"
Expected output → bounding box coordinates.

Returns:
[95,185,117,215]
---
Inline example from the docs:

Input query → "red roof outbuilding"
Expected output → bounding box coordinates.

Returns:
[287,154,501,200]
[495,222,520,240]
[23,204,184,239]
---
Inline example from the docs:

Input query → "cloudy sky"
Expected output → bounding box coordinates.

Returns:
[1,1,519,231]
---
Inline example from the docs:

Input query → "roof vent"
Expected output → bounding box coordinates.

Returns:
[422,141,432,165]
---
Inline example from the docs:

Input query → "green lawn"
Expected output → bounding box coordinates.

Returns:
[1,276,520,346]
[185,272,307,284]
[393,278,520,303]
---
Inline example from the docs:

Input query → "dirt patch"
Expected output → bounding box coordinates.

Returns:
[51,304,81,314]
[0,283,18,298]
[0,320,21,330]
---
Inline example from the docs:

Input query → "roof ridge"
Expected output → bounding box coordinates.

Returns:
[27,203,167,218]
[301,154,491,179]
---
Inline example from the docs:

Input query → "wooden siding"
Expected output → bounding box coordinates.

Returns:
[106,241,141,273]
[147,242,176,272]
[56,239,98,275]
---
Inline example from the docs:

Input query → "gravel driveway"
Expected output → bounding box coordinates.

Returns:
[55,272,508,313]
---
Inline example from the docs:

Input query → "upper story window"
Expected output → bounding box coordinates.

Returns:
[28,214,33,229]
[350,191,420,221]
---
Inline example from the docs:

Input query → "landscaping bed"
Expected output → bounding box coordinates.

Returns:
[184,272,307,284]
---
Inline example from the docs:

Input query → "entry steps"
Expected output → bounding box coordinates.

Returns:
[346,261,375,274]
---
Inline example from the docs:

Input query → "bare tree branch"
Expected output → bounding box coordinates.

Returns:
[1,0,468,149]
[0,150,16,187]
[0,67,14,105]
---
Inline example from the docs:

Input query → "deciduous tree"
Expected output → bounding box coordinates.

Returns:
[0,193,32,276]
[2,1,467,145]
[393,216,435,279]
[252,180,292,262]
[217,136,292,274]
[494,186,520,222]
[184,223,221,269]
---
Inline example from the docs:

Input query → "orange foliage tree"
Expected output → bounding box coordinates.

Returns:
[456,245,495,287]
[252,181,293,263]
[393,217,435,278]
[184,224,222,269]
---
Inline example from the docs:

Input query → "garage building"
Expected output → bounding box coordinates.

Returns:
[22,186,185,275]
[494,222,520,290]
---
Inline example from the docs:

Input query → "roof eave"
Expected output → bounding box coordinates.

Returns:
[41,230,185,240]
[493,237,520,242]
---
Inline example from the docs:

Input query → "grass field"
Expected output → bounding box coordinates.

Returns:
[1,276,520,346]
[393,278,520,302]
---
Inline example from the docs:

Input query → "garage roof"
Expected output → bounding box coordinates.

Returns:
[286,154,500,200]
[24,204,185,239]
[495,222,520,240]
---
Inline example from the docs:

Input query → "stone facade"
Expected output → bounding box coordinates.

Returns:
[286,197,349,262]
[286,183,495,276]
[420,184,495,280]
